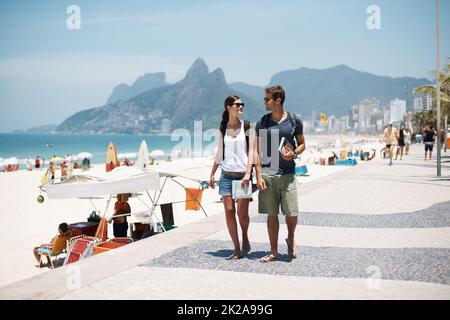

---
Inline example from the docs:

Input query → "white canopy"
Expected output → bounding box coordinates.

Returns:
[43,171,160,199]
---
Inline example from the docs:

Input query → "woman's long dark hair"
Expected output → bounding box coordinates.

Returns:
[220,95,240,135]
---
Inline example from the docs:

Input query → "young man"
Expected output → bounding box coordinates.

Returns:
[383,122,397,166]
[255,85,305,263]
[424,125,436,160]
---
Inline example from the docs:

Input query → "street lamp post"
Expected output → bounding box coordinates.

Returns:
[436,0,441,176]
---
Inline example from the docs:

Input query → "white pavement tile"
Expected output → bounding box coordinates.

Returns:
[60,267,450,300]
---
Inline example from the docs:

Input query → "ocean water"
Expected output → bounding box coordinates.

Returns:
[0,133,216,166]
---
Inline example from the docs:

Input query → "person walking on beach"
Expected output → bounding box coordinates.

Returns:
[383,122,397,166]
[395,126,406,160]
[255,85,305,263]
[424,125,436,160]
[404,128,412,155]
[209,95,254,260]
[35,156,40,169]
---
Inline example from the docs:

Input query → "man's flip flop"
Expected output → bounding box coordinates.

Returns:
[260,253,278,263]
[225,253,241,260]
[285,238,298,258]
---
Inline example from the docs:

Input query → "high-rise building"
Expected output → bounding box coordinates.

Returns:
[389,98,407,123]
[413,92,432,113]
[358,98,379,133]
[160,119,171,134]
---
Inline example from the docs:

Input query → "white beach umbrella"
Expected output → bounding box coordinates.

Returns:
[118,152,138,159]
[4,157,19,165]
[76,152,93,160]
[149,150,164,157]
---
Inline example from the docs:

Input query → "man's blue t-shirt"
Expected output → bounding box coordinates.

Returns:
[255,113,303,175]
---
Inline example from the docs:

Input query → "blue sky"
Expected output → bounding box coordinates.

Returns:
[0,0,449,132]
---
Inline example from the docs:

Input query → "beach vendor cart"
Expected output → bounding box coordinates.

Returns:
[37,166,210,266]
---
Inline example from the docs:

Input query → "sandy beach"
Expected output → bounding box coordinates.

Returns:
[0,134,381,288]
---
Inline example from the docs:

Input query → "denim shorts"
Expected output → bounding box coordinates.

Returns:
[37,247,51,255]
[218,172,246,196]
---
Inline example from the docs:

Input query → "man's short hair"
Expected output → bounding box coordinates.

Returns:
[265,85,285,105]
[59,223,68,233]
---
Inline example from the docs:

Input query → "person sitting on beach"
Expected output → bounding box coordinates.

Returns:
[33,223,71,267]
[61,161,68,180]
[123,157,130,166]
[46,162,55,181]
[110,193,131,238]
[73,161,80,169]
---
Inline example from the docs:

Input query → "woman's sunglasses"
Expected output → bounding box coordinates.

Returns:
[233,103,245,108]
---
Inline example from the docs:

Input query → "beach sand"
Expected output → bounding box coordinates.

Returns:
[0,147,366,287]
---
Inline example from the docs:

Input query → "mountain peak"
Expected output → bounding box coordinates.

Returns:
[106,72,168,104]
[328,64,354,72]
[184,58,209,81]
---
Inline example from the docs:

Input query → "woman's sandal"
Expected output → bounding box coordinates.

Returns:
[260,253,278,263]
[285,238,298,258]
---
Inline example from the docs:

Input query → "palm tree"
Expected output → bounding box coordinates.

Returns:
[414,61,450,128]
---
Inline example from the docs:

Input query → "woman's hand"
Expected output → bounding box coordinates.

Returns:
[257,176,267,191]
[209,173,216,189]
[241,174,251,188]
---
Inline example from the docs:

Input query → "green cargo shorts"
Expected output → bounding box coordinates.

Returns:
[258,174,298,216]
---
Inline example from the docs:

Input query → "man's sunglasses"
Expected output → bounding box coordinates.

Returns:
[264,97,272,103]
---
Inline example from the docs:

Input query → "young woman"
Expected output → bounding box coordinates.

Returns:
[395,126,406,160]
[209,96,255,260]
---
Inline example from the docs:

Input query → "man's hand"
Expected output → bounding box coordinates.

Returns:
[281,142,296,161]
[257,176,267,191]
[281,148,296,161]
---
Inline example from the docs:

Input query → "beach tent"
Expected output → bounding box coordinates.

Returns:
[39,166,209,229]
[149,149,164,158]
[76,152,93,160]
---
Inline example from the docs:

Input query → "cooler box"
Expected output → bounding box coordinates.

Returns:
[69,221,99,237]
[295,165,308,176]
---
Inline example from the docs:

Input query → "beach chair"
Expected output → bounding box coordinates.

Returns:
[64,235,99,265]
[38,247,67,269]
